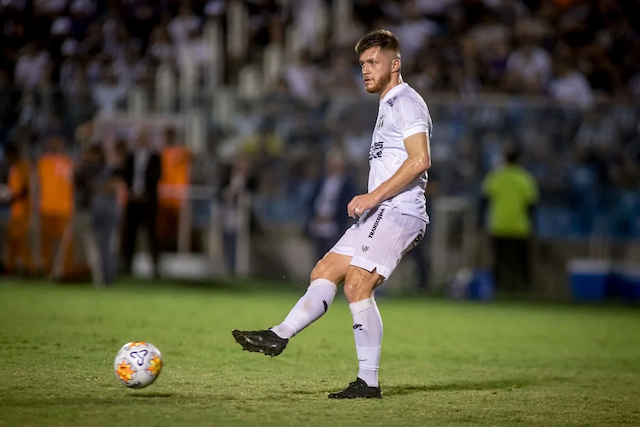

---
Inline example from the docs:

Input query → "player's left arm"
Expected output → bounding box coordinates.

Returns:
[347,132,431,218]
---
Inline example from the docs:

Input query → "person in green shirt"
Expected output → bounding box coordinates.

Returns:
[481,147,539,294]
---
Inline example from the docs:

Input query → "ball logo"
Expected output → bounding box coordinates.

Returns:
[130,349,148,366]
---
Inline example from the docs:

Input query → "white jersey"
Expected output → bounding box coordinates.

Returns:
[369,82,432,222]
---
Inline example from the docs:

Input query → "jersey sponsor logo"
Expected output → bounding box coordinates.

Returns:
[368,208,385,238]
[368,141,384,161]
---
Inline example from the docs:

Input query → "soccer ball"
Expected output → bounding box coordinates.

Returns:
[113,341,163,389]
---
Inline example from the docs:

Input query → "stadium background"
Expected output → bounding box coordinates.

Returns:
[1,0,640,299]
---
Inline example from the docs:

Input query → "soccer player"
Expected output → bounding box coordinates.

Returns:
[232,30,432,399]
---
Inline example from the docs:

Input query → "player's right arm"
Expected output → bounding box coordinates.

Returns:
[365,131,431,204]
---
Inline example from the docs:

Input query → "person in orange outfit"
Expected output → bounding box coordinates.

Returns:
[157,128,191,252]
[1,143,33,275]
[37,136,75,277]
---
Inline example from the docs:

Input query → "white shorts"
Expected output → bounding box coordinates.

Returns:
[330,204,427,279]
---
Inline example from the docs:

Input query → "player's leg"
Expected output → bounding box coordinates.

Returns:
[270,251,351,339]
[231,251,351,357]
[329,205,427,399]
[328,266,384,399]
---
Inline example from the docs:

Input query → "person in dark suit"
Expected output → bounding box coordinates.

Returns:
[306,149,357,262]
[122,130,162,277]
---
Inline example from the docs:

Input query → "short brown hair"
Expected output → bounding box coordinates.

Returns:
[355,30,401,58]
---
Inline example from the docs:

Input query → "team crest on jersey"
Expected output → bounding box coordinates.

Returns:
[376,115,385,130]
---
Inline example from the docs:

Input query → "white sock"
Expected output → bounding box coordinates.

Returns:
[271,278,337,339]
[349,297,383,387]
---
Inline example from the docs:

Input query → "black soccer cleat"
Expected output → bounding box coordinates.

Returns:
[328,378,383,399]
[231,329,289,357]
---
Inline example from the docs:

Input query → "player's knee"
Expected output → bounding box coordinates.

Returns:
[344,280,372,303]
[310,258,332,282]
[344,268,379,303]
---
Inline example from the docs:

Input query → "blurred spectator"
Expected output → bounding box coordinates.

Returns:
[505,35,552,93]
[177,28,212,83]
[481,147,539,294]
[14,42,52,89]
[548,54,593,110]
[37,135,75,278]
[122,129,161,277]
[92,69,127,117]
[390,1,438,63]
[59,39,82,91]
[285,55,318,99]
[221,154,257,274]
[465,9,511,88]
[34,0,67,16]
[306,148,356,261]
[147,24,176,64]
[112,47,141,88]
[291,0,326,55]
[168,4,201,46]
[69,0,97,40]
[1,143,33,276]
[157,128,192,252]
[75,143,123,286]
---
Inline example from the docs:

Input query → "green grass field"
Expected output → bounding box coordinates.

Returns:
[1,280,639,427]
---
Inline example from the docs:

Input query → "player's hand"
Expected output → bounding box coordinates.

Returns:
[347,193,381,219]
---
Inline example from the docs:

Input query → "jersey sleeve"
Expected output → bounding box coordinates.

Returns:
[394,95,432,140]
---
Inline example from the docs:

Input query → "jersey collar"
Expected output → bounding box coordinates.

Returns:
[380,82,408,105]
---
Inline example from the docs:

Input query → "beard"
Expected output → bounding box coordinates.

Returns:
[366,71,392,94]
